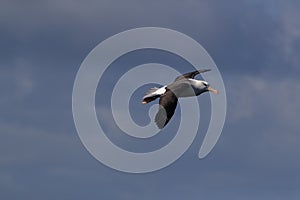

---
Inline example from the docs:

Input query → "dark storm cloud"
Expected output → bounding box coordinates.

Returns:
[0,0,293,70]
[1,0,298,74]
[1,0,300,199]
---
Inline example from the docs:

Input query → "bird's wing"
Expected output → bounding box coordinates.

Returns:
[174,69,211,81]
[155,89,178,129]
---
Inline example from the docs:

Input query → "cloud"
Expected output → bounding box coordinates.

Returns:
[228,74,300,129]
[277,3,300,69]
[0,123,78,166]
[220,73,300,181]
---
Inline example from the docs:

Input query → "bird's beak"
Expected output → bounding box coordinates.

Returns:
[208,86,219,94]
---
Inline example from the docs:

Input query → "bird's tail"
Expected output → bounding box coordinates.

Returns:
[142,86,166,104]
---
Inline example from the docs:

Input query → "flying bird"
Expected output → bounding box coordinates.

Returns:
[142,69,218,129]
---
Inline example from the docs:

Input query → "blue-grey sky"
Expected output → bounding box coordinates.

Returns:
[1,0,300,199]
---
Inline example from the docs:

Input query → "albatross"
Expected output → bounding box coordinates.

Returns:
[142,69,218,129]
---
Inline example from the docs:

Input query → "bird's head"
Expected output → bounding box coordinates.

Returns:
[201,81,219,94]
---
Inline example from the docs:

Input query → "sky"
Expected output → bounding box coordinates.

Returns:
[1,0,300,199]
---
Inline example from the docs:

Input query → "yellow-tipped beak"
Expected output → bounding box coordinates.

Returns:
[208,86,219,94]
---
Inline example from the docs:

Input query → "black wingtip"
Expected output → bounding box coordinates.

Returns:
[198,69,211,73]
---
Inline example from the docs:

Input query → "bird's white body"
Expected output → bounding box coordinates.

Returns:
[171,79,207,97]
